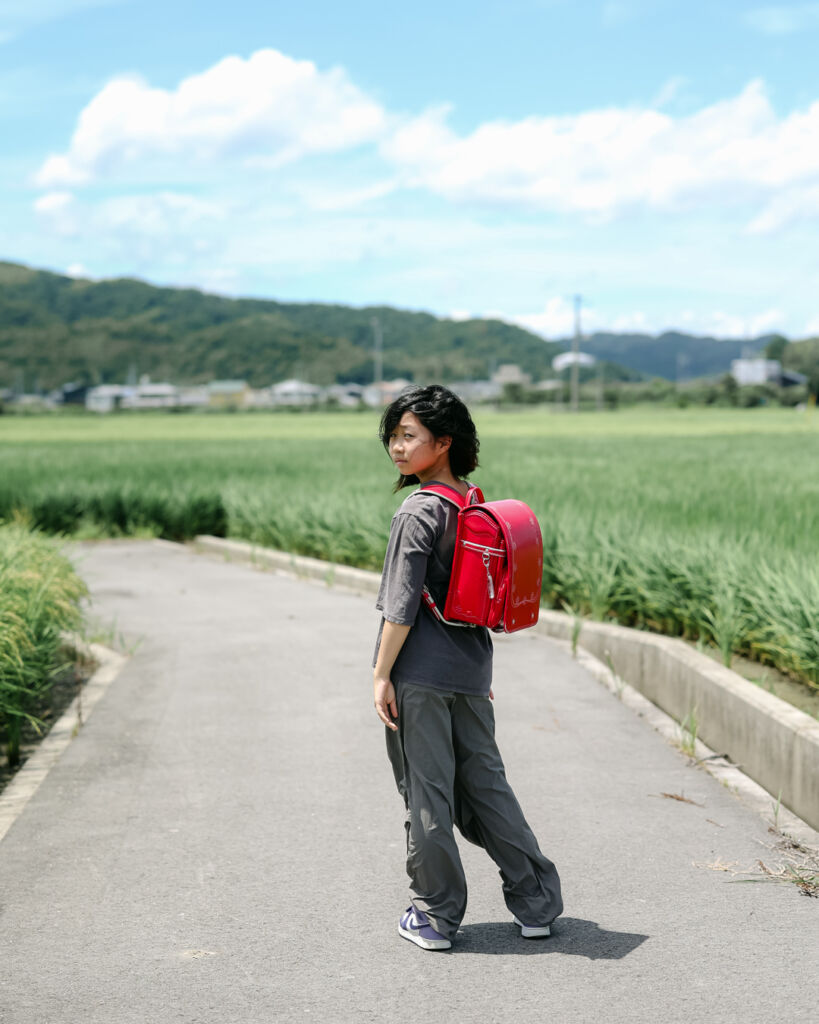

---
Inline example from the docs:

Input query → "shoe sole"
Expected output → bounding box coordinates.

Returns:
[513,915,551,938]
[398,924,452,950]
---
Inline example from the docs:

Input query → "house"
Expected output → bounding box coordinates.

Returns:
[362,379,412,407]
[492,363,533,387]
[121,380,179,409]
[270,379,322,406]
[449,380,502,403]
[207,380,249,408]
[325,383,365,408]
[731,359,807,387]
[86,385,130,413]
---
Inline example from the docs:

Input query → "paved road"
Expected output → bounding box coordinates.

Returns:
[0,540,816,1024]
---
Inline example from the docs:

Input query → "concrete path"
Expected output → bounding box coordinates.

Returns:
[0,540,816,1024]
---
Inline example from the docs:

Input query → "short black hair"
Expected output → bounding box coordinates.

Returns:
[379,384,480,491]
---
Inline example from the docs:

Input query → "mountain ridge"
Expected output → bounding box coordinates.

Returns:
[0,260,781,390]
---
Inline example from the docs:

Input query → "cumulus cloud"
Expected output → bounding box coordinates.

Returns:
[35,49,387,187]
[381,80,819,229]
[744,5,819,35]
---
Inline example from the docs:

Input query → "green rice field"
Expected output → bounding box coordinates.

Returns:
[1,406,818,701]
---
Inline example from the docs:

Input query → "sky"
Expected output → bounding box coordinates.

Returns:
[3,0,819,339]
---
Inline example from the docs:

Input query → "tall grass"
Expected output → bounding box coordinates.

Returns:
[0,522,87,765]
[1,407,817,689]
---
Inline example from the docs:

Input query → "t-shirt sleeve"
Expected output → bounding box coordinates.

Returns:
[376,507,439,626]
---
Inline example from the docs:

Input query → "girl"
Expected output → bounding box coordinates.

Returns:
[373,384,563,951]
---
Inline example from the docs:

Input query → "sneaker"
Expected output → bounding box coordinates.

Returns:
[398,906,452,950]
[513,914,551,939]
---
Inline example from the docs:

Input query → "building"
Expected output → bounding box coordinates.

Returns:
[86,385,130,413]
[362,379,412,407]
[448,380,502,403]
[270,379,322,406]
[492,363,533,387]
[207,380,249,408]
[731,359,807,387]
[325,383,365,408]
[120,381,179,409]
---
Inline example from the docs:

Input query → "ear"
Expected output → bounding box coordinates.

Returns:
[436,435,452,452]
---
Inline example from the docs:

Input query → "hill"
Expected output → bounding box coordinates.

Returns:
[0,260,792,390]
[0,262,564,390]
[576,330,771,381]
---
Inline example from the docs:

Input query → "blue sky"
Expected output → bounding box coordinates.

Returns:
[3,0,819,338]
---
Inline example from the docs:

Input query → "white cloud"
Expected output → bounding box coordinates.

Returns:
[33,190,74,214]
[292,178,399,212]
[382,80,819,229]
[507,297,596,338]
[35,49,387,187]
[803,315,819,336]
[746,183,819,232]
[66,262,89,277]
[744,5,819,35]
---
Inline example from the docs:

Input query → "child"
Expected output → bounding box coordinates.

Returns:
[373,384,563,951]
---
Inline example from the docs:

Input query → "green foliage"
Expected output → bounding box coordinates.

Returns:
[1,406,818,691]
[0,522,87,766]
[0,261,563,390]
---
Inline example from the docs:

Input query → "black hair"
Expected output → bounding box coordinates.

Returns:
[378,384,480,491]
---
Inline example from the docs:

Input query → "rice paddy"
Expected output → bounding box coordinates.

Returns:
[1,405,817,701]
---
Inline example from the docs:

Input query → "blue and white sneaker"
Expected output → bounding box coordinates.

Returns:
[398,906,452,950]
[513,915,551,939]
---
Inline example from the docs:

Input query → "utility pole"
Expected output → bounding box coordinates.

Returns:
[571,294,582,412]
[371,316,383,394]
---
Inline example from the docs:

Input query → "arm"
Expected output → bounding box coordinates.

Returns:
[373,620,410,731]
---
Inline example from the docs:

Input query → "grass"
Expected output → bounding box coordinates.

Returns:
[1,405,817,693]
[0,521,87,766]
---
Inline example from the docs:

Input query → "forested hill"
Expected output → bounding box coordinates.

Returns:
[0,260,787,390]
[577,331,768,381]
[0,262,564,390]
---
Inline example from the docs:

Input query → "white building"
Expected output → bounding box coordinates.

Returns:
[86,385,130,413]
[449,380,502,403]
[551,351,596,374]
[121,381,179,409]
[730,359,781,386]
[270,379,322,406]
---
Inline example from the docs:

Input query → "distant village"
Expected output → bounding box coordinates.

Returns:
[0,357,805,412]
[2,364,538,412]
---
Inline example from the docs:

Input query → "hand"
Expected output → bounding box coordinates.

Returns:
[489,688,494,700]
[374,674,398,731]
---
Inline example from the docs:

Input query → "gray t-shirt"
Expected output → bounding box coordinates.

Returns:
[374,484,493,696]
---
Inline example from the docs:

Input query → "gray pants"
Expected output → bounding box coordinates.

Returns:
[386,683,563,940]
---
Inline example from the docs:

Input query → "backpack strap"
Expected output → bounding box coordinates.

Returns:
[417,482,484,628]
[419,482,485,508]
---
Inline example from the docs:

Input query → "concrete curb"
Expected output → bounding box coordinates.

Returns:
[535,611,819,834]
[0,641,127,846]
[194,534,819,837]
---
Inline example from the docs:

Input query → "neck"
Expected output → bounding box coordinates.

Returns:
[416,461,460,488]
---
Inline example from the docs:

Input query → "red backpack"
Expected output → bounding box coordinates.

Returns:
[419,483,543,634]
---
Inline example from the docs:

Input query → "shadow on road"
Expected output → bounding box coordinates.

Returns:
[453,917,649,959]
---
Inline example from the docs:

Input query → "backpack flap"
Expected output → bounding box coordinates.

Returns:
[443,506,507,629]
[486,500,543,633]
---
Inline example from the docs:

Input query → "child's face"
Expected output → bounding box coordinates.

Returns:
[388,412,451,481]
